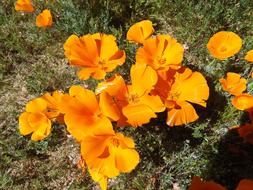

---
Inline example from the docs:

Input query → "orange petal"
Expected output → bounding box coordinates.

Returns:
[114,147,140,173]
[127,20,154,44]
[130,63,158,95]
[81,134,114,160]
[232,94,253,110]
[26,98,47,113]
[69,86,100,113]
[105,50,126,71]
[77,67,99,80]
[65,114,113,142]
[245,50,253,62]
[99,92,122,121]
[219,72,247,96]
[235,179,253,190]
[139,94,165,113]
[122,103,157,127]
[36,9,53,28]
[19,112,34,135]
[95,75,127,99]
[99,34,118,60]
[166,101,199,126]
[89,169,108,190]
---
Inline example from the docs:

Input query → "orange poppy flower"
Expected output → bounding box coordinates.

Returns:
[81,132,139,190]
[153,67,209,126]
[15,0,34,13]
[36,9,53,28]
[189,176,227,190]
[19,98,51,141]
[232,94,253,111]
[19,91,64,141]
[96,63,165,127]
[219,72,247,96]
[235,179,253,190]
[59,85,114,141]
[207,31,242,60]
[127,20,154,44]
[64,33,126,80]
[136,34,184,71]
[245,50,253,62]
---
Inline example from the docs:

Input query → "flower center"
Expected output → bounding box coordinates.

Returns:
[98,59,106,68]
[168,91,181,101]
[219,46,228,53]
[111,138,120,147]
[128,94,140,104]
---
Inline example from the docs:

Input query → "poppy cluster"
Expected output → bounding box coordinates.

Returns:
[208,31,253,145]
[15,0,53,28]
[18,18,253,189]
[189,176,253,190]
[18,20,211,189]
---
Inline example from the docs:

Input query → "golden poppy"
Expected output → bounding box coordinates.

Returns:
[235,179,253,190]
[36,9,53,28]
[15,0,34,13]
[136,35,184,71]
[219,72,247,96]
[59,85,114,141]
[19,98,51,141]
[153,67,209,126]
[189,176,227,190]
[96,63,165,127]
[207,31,242,60]
[127,20,154,44]
[19,91,64,141]
[81,132,140,190]
[245,50,253,62]
[64,33,126,80]
[232,94,253,111]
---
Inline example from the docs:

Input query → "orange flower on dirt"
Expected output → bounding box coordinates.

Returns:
[19,98,51,141]
[232,94,253,111]
[153,67,209,126]
[207,31,242,60]
[96,63,165,127]
[127,20,154,44]
[15,0,34,13]
[219,72,247,96]
[245,49,253,62]
[81,132,139,190]
[189,176,227,190]
[235,179,253,190]
[136,34,184,71]
[36,9,53,28]
[19,91,64,141]
[59,85,114,141]
[64,33,126,80]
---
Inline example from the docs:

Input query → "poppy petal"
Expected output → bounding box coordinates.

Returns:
[166,101,199,126]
